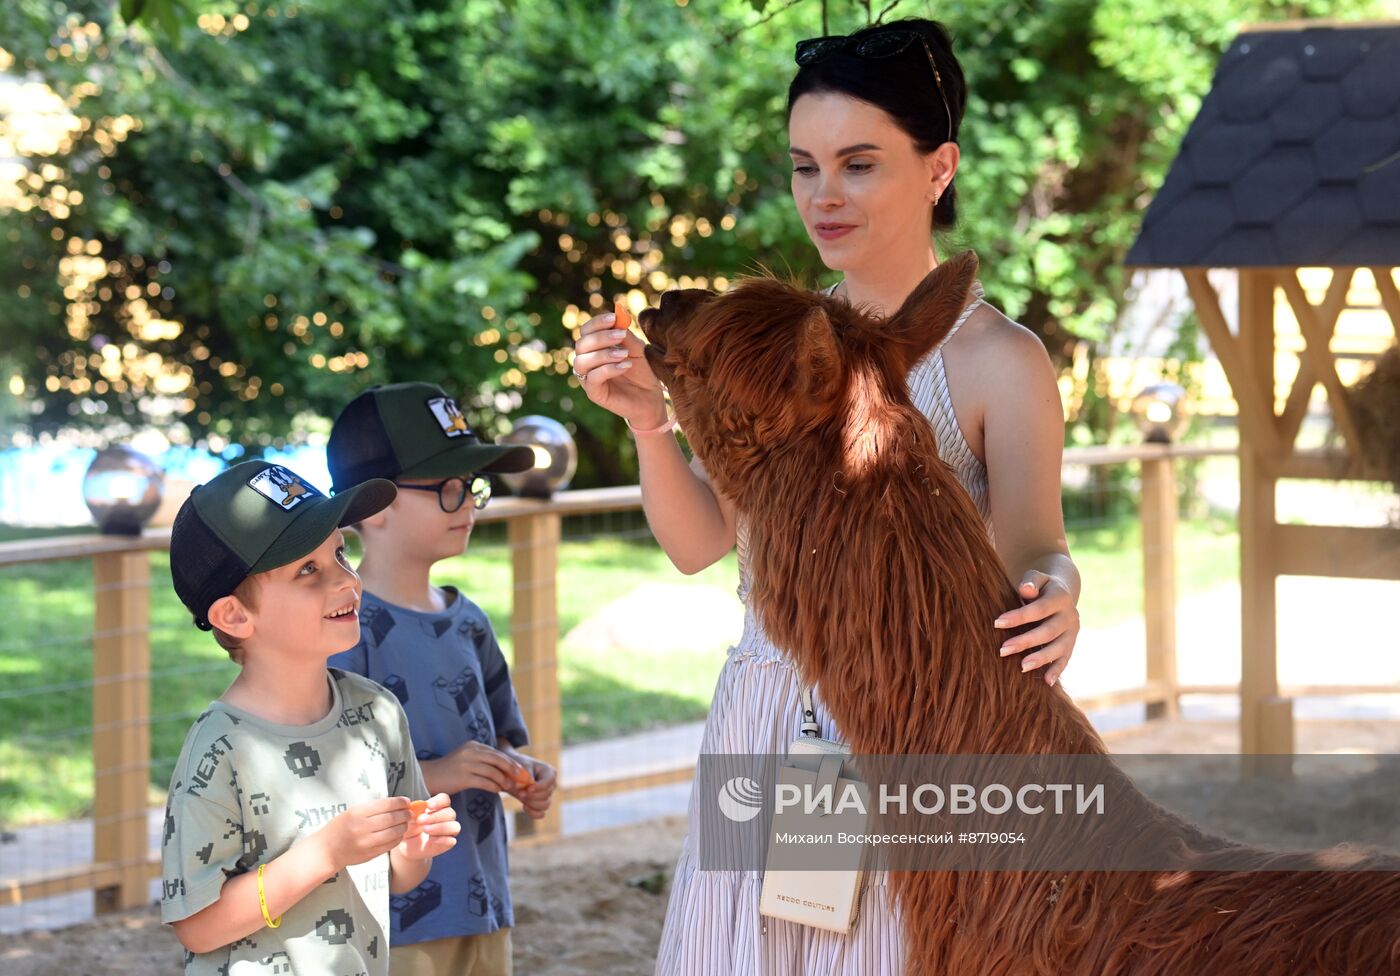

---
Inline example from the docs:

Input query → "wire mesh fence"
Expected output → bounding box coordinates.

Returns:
[3,445,1398,937]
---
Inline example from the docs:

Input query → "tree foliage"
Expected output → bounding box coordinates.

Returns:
[1,0,1387,483]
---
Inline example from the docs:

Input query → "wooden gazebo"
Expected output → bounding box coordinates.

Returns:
[1125,21,1400,754]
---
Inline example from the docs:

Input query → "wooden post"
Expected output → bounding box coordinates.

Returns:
[91,550,151,914]
[508,511,563,840]
[1237,270,1286,756]
[1141,453,1179,720]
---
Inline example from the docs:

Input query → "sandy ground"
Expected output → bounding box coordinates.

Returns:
[3,718,1398,975]
[0,815,688,976]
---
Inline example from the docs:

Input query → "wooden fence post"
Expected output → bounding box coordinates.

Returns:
[91,550,151,914]
[1238,270,1285,755]
[1141,452,1180,720]
[509,511,563,840]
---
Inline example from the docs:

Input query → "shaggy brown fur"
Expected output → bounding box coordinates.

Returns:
[640,252,1400,975]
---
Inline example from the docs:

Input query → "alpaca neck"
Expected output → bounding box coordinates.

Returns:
[740,376,1104,758]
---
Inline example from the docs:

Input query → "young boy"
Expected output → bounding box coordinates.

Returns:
[161,459,462,976]
[327,382,557,976]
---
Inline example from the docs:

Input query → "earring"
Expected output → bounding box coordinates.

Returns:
[933,192,941,207]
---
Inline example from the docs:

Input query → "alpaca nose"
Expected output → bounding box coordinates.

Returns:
[638,305,665,346]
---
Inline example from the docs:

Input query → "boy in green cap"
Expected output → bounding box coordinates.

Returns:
[161,460,462,976]
[327,382,556,976]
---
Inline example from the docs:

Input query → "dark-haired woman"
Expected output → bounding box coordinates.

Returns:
[573,19,1082,973]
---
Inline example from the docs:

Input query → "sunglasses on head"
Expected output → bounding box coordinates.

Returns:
[794,29,954,146]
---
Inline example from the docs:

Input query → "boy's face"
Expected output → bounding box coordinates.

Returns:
[244,529,363,658]
[378,475,478,562]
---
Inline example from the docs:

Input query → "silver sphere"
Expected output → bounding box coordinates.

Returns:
[83,445,165,535]
[498,416,577,499]
[1130,383,1190,444]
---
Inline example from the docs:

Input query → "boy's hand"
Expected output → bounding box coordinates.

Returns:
[502,750,558,821]
[424,741,521,795]
[315,797,412,871]
[397,793,460,860]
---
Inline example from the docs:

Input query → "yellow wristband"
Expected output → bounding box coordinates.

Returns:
[257,863,282,929]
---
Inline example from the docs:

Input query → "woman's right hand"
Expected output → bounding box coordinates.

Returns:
[572,309,667,429]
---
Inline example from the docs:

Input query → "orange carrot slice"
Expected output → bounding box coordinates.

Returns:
[512,762,535,789]
[408,799,429,818]
[615,298,631,332]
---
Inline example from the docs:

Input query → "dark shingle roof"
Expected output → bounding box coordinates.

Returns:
[1125,23,1400,268]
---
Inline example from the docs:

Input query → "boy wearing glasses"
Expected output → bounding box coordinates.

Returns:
[327,382,556,976]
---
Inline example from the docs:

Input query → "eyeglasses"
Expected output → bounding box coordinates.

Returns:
[394,474,492,513]
[794,30,954,146]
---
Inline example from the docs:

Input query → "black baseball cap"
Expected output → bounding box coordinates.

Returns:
[170,460,396,630]
[327,382,535,493]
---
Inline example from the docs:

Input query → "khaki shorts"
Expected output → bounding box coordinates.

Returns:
[389,929,512,976]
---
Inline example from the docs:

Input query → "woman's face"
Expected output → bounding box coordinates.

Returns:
[789,92,948,274]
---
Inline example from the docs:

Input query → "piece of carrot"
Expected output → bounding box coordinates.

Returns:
[511,762,535,789]
[615,298,631,332]
[408,799,429,818]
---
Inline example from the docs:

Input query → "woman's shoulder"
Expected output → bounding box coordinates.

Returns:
[951,300,1054,379]
[941,298,1060,445]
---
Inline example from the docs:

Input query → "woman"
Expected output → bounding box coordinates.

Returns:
[572,18,1081,973]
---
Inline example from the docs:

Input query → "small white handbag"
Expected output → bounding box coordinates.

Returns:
[758,688,869,933]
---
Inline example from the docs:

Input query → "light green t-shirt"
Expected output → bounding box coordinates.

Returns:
[161,668,429,976]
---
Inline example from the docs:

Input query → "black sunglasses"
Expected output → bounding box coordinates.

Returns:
[795,30,954,146]
[394,474,492,513]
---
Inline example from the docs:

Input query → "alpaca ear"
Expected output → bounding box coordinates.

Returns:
[884,250,980,372]
[796,307,843,402]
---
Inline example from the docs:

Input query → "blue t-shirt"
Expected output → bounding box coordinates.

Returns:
[329,587,528,944]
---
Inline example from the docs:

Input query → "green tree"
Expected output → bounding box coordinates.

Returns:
[2,0,1388,483]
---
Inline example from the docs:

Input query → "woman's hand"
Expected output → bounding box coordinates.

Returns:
[572,309,667,428]
[994,570,1079,686]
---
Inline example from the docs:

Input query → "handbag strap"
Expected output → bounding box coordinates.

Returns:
[799,687,820,737]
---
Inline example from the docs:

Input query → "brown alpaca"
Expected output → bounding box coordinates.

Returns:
[639,252,1400,975]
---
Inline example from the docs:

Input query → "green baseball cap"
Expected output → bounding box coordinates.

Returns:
[327,382,535,493]
[169,460,396,629]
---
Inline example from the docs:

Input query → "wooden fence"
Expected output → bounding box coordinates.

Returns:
[1,442,1392,917]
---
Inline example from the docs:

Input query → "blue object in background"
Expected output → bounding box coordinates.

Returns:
[0,442,331,528]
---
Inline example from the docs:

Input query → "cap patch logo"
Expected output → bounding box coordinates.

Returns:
[426,396,472,439]
[248,465,321,510]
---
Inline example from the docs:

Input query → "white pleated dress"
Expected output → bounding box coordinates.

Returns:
[654,286,994,976]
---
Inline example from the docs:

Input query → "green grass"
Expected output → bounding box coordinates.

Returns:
[1068,513,1240,630]
[0,513,1239,826]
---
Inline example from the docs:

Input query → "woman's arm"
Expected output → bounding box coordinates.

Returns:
[573,310,737,574]
[978,322,1081,685]
[638,440,737,575]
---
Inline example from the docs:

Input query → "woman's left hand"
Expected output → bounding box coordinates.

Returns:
[994,571,1079,686]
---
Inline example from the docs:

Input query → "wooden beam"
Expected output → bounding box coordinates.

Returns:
[1279,270,1361,456]
[1278,270,1353,449]
[91,551,152,914]
[1274,523,1400,580]
[509,512,563,840]
[1,859,160,907]
[560,763,697,803]
[477,485,643,525]
[1069,680,1176,714]
[1236,270,1284,756]
[1183,270,1281,458]
[1179,683,1400,698]
[0,529,171,568]
[1141,457,1179,720]
[1371,267,1400,342]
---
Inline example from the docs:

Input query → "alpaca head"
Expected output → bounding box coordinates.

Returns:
[639,251,980,499]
